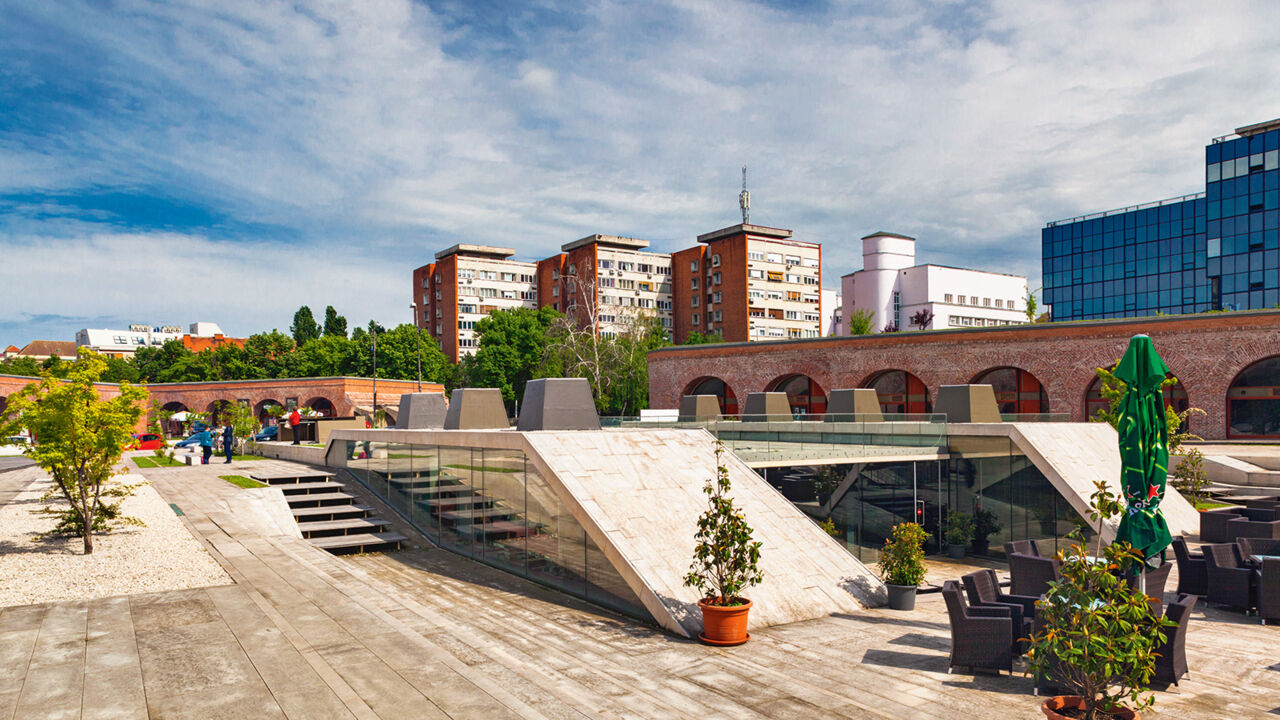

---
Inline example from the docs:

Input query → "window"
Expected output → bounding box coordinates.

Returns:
[656,266,671,275]
[458,269,474,279]
[478,270,497,280]
[785,273,802,283]
[787,291,801,301]
[1007,299,1015,309]
[551,286,559,297]
[476,287,499,298]
[957,295,966,305]
[784,255,801,265]
[501,290,516,299]
[638,281,652,291]
[501,272,516,281]
[568,264,577,275]
[433,274,441,284]
[711,254,721,267]
[712,272,721,285]
[520,274,534,283]
[690,259,699,271]
[768,290,783,300]
[785,310,799,320]
[712,291,722,304]
[944,293,953,303]
[599,277,615,288]
[748,269,764,279]
[618,261,633,272]
[459,338,477,348]
[551,269,560,280]
[749,289,765,301]
[422,278,429,288]
[520,291,536,300]
[657,299,672,310]
[994,299,1003,308]
[599,259,613,269]
[691,296,700,307]
[638,263,652,273]
[804,312,820,322]
[748,250,765,261]
[714,310,722,322]
[802,258,820,268]
[619,279,635,289]
[804,276,819,285]
[459,304,476,313]
[766,252,783,263]
[983,297,992,307]
[637,298,654,308]
[691,277,700,290]
[767,271,783,282]
[692,313,700,325]
[599,314,616,323]
[458,320,476,330]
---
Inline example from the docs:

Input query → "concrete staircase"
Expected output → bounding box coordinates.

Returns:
[383,470,534,542]
[251,470,407,554]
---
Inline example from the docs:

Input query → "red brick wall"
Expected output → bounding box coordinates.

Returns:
[564,244,599,329]
[708,234,749,342]
[648,309,1280,440]
[671,245,705,343]
[536,254,565,311]
[413,263,432,333]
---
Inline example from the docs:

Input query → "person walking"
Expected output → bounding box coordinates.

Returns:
[222,424,235,464]
[176,424,213,464]
[288,408,302,445]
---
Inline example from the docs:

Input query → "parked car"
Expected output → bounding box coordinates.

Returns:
[251,426,278,442]
[130,433,164,451]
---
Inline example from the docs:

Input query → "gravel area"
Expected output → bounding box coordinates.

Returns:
[0,472,232,607]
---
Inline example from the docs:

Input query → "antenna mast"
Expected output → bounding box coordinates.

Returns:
[738,165,750,224]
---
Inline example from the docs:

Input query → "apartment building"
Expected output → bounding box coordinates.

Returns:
[841,232,1027,333]
[536,235,673,338]
[672,224,822,343]
[413,245,537,362]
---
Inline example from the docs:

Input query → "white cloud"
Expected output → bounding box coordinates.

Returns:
[6,0,1280,343]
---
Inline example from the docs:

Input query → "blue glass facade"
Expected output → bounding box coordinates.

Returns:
[1043,125,1280,321]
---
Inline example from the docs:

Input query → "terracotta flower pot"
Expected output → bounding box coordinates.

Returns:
[697,597,752,646]
[1041,695,1139,720]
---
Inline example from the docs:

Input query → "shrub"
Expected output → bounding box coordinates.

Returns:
[877,522,928,586]
[944,512,974,546]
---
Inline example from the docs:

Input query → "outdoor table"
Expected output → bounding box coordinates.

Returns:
[1249,554,1280,566]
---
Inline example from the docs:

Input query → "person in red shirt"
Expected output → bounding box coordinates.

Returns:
[288,408,302,445]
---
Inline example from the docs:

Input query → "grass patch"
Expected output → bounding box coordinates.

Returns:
[231,454,266,461]
[1195,500,1233,511]
[220,474,268,489]
[133,455,184,468]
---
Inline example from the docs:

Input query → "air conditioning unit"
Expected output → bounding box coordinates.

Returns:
[634,290,640,296]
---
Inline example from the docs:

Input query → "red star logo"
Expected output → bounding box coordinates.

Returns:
[1147,484,1160,500]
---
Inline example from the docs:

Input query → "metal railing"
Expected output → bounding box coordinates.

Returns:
[1045,191,1204,227]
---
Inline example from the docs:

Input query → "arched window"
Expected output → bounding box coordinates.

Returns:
[1084,373,1189,427]
[863,370,931,415]
[305,397,336,417]
[765,374,827,415]
[682,377,739,416]
[1228,356,1280,438]
[972,367,1049,415]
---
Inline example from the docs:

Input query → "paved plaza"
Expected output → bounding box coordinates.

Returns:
[0,459,1277,719]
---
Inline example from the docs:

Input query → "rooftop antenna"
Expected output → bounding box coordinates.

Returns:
[738,165,750,224]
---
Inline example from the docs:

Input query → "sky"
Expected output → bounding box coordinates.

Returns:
[3,0,1280,347]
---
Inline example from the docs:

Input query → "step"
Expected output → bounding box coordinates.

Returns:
[297,517,393,538]
[424,494,491,510]
[458,520,533,540]
[309,531,408,554]
[284,491,359,508]
[403,484,471,498]
[438,506,520,522]
[278,480,346,495]
[291,504,372,521]
[252,472,335,485]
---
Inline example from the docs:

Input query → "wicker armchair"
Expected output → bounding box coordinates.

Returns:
[1203,543,1257,612]
[1171,536,1207,596]
[1226,514,1280,541]
[1245,497,1280,512]
[961,569,1036,645]
[1200,508,1244,543]
[1008,552,1060,598]
[1126,561,1172,614]
[1259,558,1280,625]
[1236,537,1280,560]
[1004,539,1042,557]
[942,580,1015,674]
[1151,594,1196,687]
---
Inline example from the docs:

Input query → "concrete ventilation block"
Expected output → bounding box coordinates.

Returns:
[516,378,601,431]
[824,388,883,422]
[443,388,510,430]
[395,393,448,429]
[678,394,722,422]
[935,384,1002,423]
[742,392,792,422]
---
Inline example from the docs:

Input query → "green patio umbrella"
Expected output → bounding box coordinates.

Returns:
[1113,334,1173,566]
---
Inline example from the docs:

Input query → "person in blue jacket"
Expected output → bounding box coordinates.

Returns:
[176,425,214,464]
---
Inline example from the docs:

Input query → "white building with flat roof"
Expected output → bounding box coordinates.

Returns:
[841,232,1027,334]
[75,322,227,358]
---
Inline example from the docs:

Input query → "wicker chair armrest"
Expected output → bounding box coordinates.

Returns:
[968,605,1011,618]
[997,592,1039,613]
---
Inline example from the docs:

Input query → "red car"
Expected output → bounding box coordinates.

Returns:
[131,433,164,451]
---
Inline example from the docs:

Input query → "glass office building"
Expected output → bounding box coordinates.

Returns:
[1043,119,1280,321]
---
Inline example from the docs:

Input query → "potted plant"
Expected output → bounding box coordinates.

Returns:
[684,441,764,646]
[811,466,842,506]
[877,522,928,610]
[1029,481,1173,720]
[972,505,1002,556]
[944,512,974,559]
[1032,495,1059,536]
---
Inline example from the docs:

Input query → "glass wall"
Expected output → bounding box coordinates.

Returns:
[818,435,1074,561]
[336,439,650,622]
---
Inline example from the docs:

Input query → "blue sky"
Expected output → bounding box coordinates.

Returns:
[3,0,1280,346]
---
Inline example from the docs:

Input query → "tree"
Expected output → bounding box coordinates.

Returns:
[1025,288,1040,323]
[466,307,561,406]
[846,308,875,336]
[291,306,321,345]
[322,305,348,338]
[599,313,670,415]
[0,350,148,554]
[242,331,296,379]
[343,324,449,383]
[908,308,934,330]
[683,331,724,345]
[882,322,900,333]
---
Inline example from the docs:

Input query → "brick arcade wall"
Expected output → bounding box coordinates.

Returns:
[146,377,435,417]
[648,309,1280,441]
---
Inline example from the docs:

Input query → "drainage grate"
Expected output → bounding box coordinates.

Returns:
[169,503,184,516]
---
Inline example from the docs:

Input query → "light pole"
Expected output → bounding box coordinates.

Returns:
[410,303,422,392]
[371,329,378,427]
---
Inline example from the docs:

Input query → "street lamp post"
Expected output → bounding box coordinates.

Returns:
[410,303,422,392]
[371,330,378,427]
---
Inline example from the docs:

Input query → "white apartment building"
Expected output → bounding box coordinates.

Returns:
[560,235,673,339]
[820,288,843,336]
[75,322,228,358]
[743,232,823,341]
[841,232,1027,334]
[415,245,537,361]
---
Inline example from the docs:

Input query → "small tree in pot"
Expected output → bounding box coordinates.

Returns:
[972,505,1002,555]
[1029,481,1173,720]
[877,522,928,610]
[684,441,764,645]
[944,512,974,559]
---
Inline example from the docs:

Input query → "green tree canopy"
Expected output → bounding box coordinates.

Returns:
[466,307,561,406]
[290,306,321,345]
[0,350,148,554]
[322,305,348,338]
